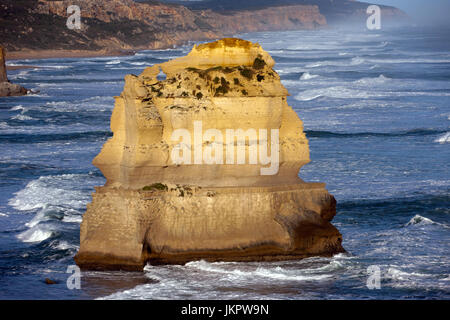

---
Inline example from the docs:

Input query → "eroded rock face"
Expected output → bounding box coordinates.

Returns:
[75,38,344,270]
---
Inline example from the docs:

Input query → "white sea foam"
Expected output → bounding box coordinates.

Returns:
[384,267,450,291]
[10,174,100,243]
[9,174,97,212]
[0,213,8,217]
[106,60,121,65]
[434,132,450,143]
[387,267,428,281]
[294,83,448,101]
[100,255,351,300]
[186,260,332,281]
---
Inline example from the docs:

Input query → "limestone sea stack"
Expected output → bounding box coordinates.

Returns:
[0,46,28,97]
[75,38,344,271]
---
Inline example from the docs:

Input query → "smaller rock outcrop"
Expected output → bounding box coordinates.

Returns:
[0,47,6,83]
[0,46,28,97]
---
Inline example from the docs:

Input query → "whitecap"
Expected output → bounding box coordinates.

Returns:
[300,72,319,80]
[0,122,10,129]
[295,92,323,101]
[10,105,24,111]
[0,212,8,217]
[354,74,391,85]
[366,58,450,64]
[295,86,378,101]
[406,214,450,229]
[11,114,34,121]
[17,225,53,243]
[52,240,79,251]
[8,174,97,211]
[128,62,146,66]
[25,206,51,228]
[434,132,450,143]
[305,57,365,68]
[39,65,70,69]
[406,214,434,226]
[62,215,82,223]
[106,60,121,65]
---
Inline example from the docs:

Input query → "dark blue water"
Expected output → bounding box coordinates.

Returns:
[0,27,449,299]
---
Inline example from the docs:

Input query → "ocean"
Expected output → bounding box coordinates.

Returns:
[0,26,449,300]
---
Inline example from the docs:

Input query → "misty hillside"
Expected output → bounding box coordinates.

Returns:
[161,0,408,25]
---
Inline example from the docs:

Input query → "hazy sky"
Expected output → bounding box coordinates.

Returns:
[367,0,450,25]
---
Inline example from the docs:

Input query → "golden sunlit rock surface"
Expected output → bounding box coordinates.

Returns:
[75,39,344,271]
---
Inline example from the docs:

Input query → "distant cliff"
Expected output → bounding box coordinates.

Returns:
[0,0,408,54]
[168,0,409,27]
[1,0,326,53]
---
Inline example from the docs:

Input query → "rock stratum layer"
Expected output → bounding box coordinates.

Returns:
[75,38,344,271]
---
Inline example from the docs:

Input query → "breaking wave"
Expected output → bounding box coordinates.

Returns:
[300,72,319,80]
[17,225,54,243]
[9,174,101,243]
[354,74,391,84]
[406,215,450,229]
[434,132,450,143]
[305,57,365,68]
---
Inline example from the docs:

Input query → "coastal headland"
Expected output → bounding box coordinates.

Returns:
[1,0,408,61]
